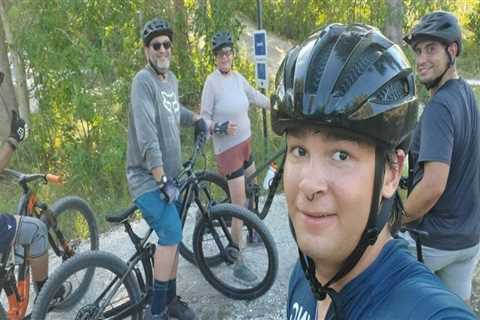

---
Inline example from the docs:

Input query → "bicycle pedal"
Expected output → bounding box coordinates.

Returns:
[224,245,239,264]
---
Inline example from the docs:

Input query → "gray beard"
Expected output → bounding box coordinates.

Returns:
[152,57,170,74]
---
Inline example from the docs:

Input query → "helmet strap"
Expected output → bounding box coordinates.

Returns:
[296,146,394,319]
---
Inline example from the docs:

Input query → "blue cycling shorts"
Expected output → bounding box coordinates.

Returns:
[135,189,182,246]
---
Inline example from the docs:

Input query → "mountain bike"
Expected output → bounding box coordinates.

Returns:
[0,169,99,319]
[31,134,278,319]
[178,145,286,265]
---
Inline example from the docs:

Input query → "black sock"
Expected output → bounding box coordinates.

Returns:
[152,279,169,315]
[167,278,177,304]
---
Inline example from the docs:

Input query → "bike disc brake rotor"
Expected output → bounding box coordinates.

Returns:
[76,304,102,320]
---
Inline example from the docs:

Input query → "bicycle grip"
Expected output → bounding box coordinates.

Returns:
[46,174,63,185]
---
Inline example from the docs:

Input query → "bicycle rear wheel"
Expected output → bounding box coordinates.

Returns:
[193,203,278,300]
[48,196,99,309]
[179,171,229,265]
[32,251,142,320]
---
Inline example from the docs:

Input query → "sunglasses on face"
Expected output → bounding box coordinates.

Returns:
[216,48,233,58]
[151,41,172,51]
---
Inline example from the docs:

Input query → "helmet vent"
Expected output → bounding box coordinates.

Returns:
[439,22,451,30]
[305,40,335,93]
[335,46,380,97]
[371,78,407,104]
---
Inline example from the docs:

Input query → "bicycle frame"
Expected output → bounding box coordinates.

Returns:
[91,175,220,319]
[7,169,75,259]
[0,169,72,319]
[0,245,30,320]
[85,221,154,319]
[89,134,230,318]
[244,147,286,219]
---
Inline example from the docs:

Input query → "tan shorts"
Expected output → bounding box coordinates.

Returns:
[215,138,252,178]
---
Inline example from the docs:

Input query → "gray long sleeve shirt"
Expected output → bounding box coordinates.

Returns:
[200,70,269,154]
[126,66,195,200]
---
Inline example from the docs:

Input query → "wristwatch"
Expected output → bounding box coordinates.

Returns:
[156,175,168,188]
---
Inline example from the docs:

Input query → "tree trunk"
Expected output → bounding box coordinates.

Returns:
[0,0,17,139]
[384,0,404,45]
[0,0,30,125]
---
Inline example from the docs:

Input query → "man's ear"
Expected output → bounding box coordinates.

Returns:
[382,149,405,199]
[447,42,459,58]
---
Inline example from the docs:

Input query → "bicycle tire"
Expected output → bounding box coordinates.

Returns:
[49,196,99,309]
[193,203,278,300]
[31,250,142,320]
[179,171,229,265]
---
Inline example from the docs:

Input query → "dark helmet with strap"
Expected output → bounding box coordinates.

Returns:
[271,23,418,317]
[404,11,462,56]
[142,18,173,46]
[212,31,233,53]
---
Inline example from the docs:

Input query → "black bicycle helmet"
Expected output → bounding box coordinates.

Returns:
[142,18,173,46]
[404,11,462,56]
[212,31,233,53]
[271,23,418,318]
[272,23,418,148]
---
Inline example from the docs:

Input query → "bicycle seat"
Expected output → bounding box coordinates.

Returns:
[106,205,138,224]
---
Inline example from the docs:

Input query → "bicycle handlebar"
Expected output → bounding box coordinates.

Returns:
[1,168,63,186]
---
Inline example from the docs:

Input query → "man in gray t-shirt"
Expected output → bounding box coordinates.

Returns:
[127,18,206,320]
[403,11,480,304]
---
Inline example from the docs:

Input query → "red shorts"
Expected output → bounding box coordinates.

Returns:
[215,138,252,177]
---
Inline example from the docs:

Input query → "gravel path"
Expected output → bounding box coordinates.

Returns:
[97,193,295,320]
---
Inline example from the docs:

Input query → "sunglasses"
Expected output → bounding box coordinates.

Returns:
[216,48,233,58]
[151,41,172,51]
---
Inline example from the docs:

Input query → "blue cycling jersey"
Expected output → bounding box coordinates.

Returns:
[287,238,476,320]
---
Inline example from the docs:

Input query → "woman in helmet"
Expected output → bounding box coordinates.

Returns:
[200,31,269,284]
[272,24,475,319]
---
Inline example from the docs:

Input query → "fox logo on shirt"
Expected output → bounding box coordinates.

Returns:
[290,302,312,320]
[161,91,179,114]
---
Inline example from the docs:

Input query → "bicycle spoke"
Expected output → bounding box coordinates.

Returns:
[193,204,278,300]
[40,263,138,319]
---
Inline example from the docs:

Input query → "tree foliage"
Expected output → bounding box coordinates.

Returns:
[2,0,249,225]
[1,0,479,228]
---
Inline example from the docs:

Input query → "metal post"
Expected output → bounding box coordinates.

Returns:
[256,0,268,155]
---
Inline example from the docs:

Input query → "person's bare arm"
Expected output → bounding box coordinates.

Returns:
[0,143,15,172]
[403,161,449,223]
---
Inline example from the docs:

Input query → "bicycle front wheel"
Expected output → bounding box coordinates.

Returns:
[32,251,142,320]
[179,171,229,265]
[48,196,99,308]
[193,203,278,300]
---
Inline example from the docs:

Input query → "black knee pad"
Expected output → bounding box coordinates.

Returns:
[243,155,254,169]
[226,167,245,180]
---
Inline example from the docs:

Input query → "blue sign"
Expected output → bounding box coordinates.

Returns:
[256,63,266,80]
[253,30,267,60]
[255,62,268,89]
